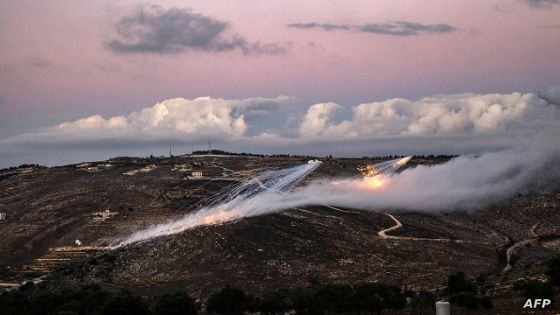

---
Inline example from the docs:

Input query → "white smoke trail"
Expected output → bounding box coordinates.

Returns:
[118,160,322,246]
[118,130,559,247]
[228,133,560,215]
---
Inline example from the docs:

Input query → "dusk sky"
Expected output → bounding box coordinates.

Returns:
[0,0,559,167]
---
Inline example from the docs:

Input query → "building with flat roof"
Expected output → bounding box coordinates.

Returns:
[191,171,203,178]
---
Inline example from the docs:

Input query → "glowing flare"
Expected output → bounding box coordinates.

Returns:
[203,210,236,225]
[358,175,386,190]
[366,177,384,188]
[355,156,411,190]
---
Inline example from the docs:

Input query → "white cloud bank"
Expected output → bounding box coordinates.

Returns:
[0,88,558,167]
[57,96,293,137]
[299,92,551,138]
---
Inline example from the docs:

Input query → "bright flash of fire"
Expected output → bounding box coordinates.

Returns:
[203,209,237,225]
[361,176,385,189]
[356,156,411,190]
[356,174,389,190]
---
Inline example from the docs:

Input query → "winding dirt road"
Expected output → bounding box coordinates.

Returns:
[502,222,539,274]
[378,213,464,243]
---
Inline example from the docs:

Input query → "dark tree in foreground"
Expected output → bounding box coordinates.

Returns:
[523,280,555,301]
[154,292,198,315]
[308,284,353,314]
[255,289,293,314]
[447,272,493,312]
[546,255,560,287]
[350,284,387,315]
[450,292,493,311]
[103,292,149,315]
[447,272,475,294]
[410,290,436,312]
[206,285,254,315]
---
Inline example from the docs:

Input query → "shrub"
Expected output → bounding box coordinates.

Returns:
[206,285,254,315]
[447,272,475,294]
[103,292,149,315]
[449,292,494,311]
[523,280,555,301]
[546,255,560,287]
[410,291,436,311]
[154,292,198,315]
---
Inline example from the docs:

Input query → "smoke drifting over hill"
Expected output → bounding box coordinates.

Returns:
[119,127,559,246]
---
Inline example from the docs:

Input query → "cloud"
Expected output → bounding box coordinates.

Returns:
[524,0,560,9]
[494,4,515,12]
[538,86,560,106]
[57,96,293,137]
[0,90,558,168]
[106,5,287,55]
[287,23,352,31]
[299,103,343,137]
[299,92,557,138]
[28,57,50,68]
[288,21,457,36]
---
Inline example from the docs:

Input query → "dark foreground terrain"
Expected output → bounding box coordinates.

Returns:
[0,154,559,314]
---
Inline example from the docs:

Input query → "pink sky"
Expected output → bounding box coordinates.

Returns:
[0,0,559,137]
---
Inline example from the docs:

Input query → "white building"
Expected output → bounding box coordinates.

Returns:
[97,163,113,169]
[191,171,203,178]
[0,213,6,220]
[91,209,118,222]
[139,164,156,172]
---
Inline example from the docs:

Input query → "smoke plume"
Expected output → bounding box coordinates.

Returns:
[117,127,559,247]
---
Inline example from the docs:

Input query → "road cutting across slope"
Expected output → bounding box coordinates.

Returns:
[378,213,464,243]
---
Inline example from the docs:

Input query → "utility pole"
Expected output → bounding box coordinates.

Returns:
[208,141,212,152]
[169,145,172,157]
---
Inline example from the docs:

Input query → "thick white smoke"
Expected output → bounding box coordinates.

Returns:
[269,136,559,213]
[117,128,559,247]
[119,160,323,246]
[107,90,560,246]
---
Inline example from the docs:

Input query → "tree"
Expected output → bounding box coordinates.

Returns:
[255,290,291,314]
[154,292,198,315]
[206,285,254,315]
[410,291,436,311]
[383,285,406,310]
[28,291,65,315]
[523,280,555,301]
[546,255,560,287]
[450,292,480,311]
[350,284,386,315]
[308,284,352,314]
[447,272,475,294]
[478,296,493,310]
[103,292,149,315]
